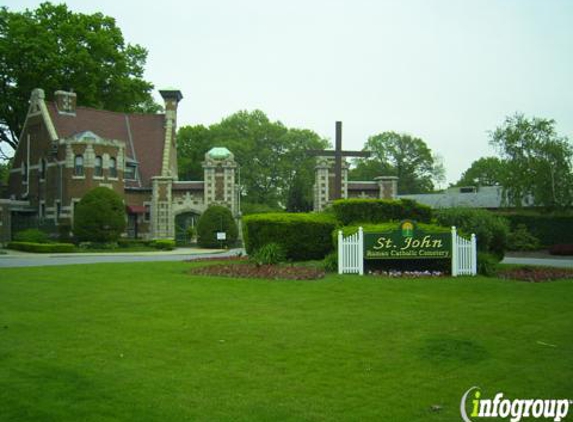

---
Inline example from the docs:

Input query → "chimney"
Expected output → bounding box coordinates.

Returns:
[54,90,77,115]
[158,88,183,178]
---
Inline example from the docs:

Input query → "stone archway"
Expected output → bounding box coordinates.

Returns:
[174,210,201,245]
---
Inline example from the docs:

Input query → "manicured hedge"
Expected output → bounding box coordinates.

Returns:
[331,198,432,225]
[499,213,573,247]
[435,208,509,259]
[243,213,337,261]
[7,242,75,253]
[197,205,238,248]
[152,239,176,250]
[73,187,126,242]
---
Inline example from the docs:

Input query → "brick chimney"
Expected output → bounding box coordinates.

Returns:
[158,88,183,178]
[54,90,77,115]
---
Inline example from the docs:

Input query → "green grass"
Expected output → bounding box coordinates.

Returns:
[0,262,572,421]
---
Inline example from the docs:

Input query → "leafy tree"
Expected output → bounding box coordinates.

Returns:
[350,132,444,194]
[455,157,504,187]
[0,159,10,184]
[73,187,126,242]
[0,2,160,150]
[177,110,328,207]
[490,113,573,209]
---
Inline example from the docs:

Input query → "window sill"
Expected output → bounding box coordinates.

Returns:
[108,177,119,181]
[93,176,105,180]
[72,176,85,180]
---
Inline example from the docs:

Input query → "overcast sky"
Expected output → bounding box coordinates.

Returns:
[6,0,573,185]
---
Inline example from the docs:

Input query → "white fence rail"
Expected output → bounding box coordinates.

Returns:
[337,226,477,277]
[338,227,364,275]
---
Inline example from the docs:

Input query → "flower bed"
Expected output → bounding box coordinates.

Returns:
[189,263,325,280]
[368,270,445,278]
[498,266,573,282]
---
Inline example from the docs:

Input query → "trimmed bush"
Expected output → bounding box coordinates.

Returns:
[73,187,126,242]
[14,228,50,243]
[322,251,338,272]
[197,205,238,248]
[500,212,573,247]
[435,208,509,259]
[250,243,286,266]
[477,252,500,277]
[243,213,337,261]
[152,239,176,250]
[506,224,541,251]
[7,241,75,253]
[331,198,432,225]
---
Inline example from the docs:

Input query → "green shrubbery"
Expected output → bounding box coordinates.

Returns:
[73,187,126,242]
[14,228,50,243]
[7,241,75,253]
[506,224,541,251]
[331,198,432,225]
[243,213,337,261]
[435,208,509,260]
[500,212,573,247]
[197,205,238,248]
[152,239,176,250]
[250,243,286,266]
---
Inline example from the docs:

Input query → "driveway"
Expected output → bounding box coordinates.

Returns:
[0,248,244,268]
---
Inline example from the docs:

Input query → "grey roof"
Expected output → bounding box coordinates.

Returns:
[399,186,513,209]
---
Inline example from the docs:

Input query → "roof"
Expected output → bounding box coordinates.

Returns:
[348,181,379,191]
[399,186,507,209]
[172,181,204,191]
[47,103,165,187]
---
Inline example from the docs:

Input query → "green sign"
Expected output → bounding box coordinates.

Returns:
[364,221,451,260]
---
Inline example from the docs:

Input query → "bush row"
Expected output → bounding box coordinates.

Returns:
[7,241,75,253]
[499,213,573,247]
[242,213,337,261]
[330,198,433,225]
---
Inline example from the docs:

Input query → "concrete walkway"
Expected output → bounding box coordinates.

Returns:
[502,256,573,269]
[0,247,244,268]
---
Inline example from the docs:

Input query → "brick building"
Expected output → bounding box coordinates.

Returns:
[0,88,239,244]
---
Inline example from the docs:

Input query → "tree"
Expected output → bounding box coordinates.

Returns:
[490,113,573,209]
[350,132,445,194]
[177,110,328,208]
[0,159,10,184]
[455,157,504,187]
[0,2,160,151]
[73,187,126,242]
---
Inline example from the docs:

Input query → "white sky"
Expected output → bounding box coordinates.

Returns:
[6,0,573,185]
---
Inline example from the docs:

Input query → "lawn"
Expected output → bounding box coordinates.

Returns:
[0,262,572,421]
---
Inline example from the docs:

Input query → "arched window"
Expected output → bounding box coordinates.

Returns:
[74,155,84,176]
[94,156,103,177]
[109,157,117,178]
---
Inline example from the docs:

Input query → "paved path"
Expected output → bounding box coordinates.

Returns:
[502,256,573,269]
[0,248,244,268]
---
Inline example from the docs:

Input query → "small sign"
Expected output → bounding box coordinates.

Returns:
[216,232,227,241]
[364,220,451,260]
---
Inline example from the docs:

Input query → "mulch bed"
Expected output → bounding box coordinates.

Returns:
[498,266,573,282]
[189,263,325,280]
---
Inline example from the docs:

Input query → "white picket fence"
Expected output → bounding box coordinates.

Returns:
[338,226,477,276]
[338,227,364,275]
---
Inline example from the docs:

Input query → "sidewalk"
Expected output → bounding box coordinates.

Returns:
[0,246,224,259]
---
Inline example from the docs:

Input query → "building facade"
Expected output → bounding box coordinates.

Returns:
[313,156,398,211]
[0,88,239,243]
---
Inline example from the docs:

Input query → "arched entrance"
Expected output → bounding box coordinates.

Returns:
[175,211,200,245]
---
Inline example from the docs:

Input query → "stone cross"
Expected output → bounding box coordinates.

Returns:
[307,121,371,200]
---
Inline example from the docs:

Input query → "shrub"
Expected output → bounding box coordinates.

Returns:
[477,252,500,277]
[117,239,151,248]
[241,202,282,216]
[14,228,49,243]
[243,213,337,261]
[500,212,573,247]
[331,198,432,225]
[73,187,126,242]
[435,208,509,260]
[197,205,238,248]
[78,242,118,250]
[250,243,286,266]
[506,224,541,251]
[549,244,573,256]
[7,241,75,253]
[152,239,176,250]
[322,251,338,272]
